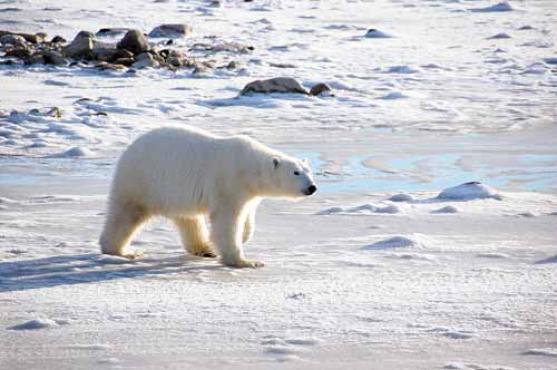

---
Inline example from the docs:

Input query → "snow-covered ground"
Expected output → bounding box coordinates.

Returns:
[1,0,556,369]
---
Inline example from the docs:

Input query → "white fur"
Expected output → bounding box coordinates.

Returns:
[99,126,316,267]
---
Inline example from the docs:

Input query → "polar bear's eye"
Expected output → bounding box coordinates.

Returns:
[293,171,300,176]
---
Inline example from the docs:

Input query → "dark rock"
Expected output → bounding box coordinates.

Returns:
[75,30,95,39]
[113,57,134,66]
[0,30,42,44]
[309,83,333,96]
[24,53,45,65]
[95,61,126,71]
[240,77,309,95]
[117,30,149,55]
[149,24,192,38]
[42,50,68,66]
[96,28,129,36]
[5,47,32,59]
[51,35,66,43]
[0,33,26,47]
[93,47,132,62]
[226,60,238,69]
[64,32,94,59]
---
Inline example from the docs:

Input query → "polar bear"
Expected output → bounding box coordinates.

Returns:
[99,126,317,268]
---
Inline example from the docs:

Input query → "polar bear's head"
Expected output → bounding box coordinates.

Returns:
[266,156,317,198]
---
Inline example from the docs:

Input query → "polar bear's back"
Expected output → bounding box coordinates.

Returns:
[111,127,227,214]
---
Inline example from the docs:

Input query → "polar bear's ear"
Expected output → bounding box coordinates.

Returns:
[302,158,309,166]
[272,157,280,169]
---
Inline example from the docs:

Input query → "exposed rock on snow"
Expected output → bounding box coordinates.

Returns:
[8,319,61,330]
[432,205,459,214]
[522,348,557,357]
[191,41,253,54]
[437,182,502,201]
[309,82,333,97]
[149,24,192,38]
[364,235,426,250]
[63,31,94,59]
[364,29,393,38]
[96,28,129,37]
[47,146,91,158]
[388,193,414,202]
[0,33,26,47]
[132,52,159,69]
[240,77,309,95]
[0,30,44,44]
[470,2,513,12]
[117,29,149,55]
[487,33,512,39]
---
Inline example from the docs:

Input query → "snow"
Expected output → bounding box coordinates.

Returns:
[437,182,502,201]
[1,0,557,369]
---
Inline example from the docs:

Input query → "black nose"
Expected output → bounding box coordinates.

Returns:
[306,185,317,195]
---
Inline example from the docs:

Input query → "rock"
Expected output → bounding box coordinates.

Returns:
[75,30,95,39]
[24,53,45,65]
[226,60,238,69]
[96,28,129,37]
[63,32,94,59]
[117,30,149,55]
[51,35,66,43]
[113,57,135,66]
[0,33,26,47]
[191,41,253,54]
[148,24,192,38]
[93,48,133,62]
[240,77,309,95]
[365,29,393,38]
[309,83,333,96]
[0,31,42,44]
[131,53,159,69]
[95,61,127,71]
[42,50,68,66]
[5,47,32,59]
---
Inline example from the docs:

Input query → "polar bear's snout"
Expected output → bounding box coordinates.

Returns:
[304,184,317,196]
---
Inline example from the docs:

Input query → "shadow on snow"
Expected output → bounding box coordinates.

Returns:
[0,253,223,292]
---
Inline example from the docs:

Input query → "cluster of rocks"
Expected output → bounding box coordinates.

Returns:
[240,77,333,97]
[0,24,242,71]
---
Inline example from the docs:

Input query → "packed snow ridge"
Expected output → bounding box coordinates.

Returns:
[436,182,502,201]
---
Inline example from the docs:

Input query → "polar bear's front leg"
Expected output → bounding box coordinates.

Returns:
[173,216,215,258]
[210,206,264,268]
[242,208,256,244]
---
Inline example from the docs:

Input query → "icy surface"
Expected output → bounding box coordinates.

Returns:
[1,0,557,369]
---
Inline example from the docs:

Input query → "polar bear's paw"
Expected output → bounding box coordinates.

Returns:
[224,259,265,268]
[121,250,145,260]
[194,251,217,258]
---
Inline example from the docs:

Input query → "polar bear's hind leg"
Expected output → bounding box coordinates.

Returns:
[100,201,149,259]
